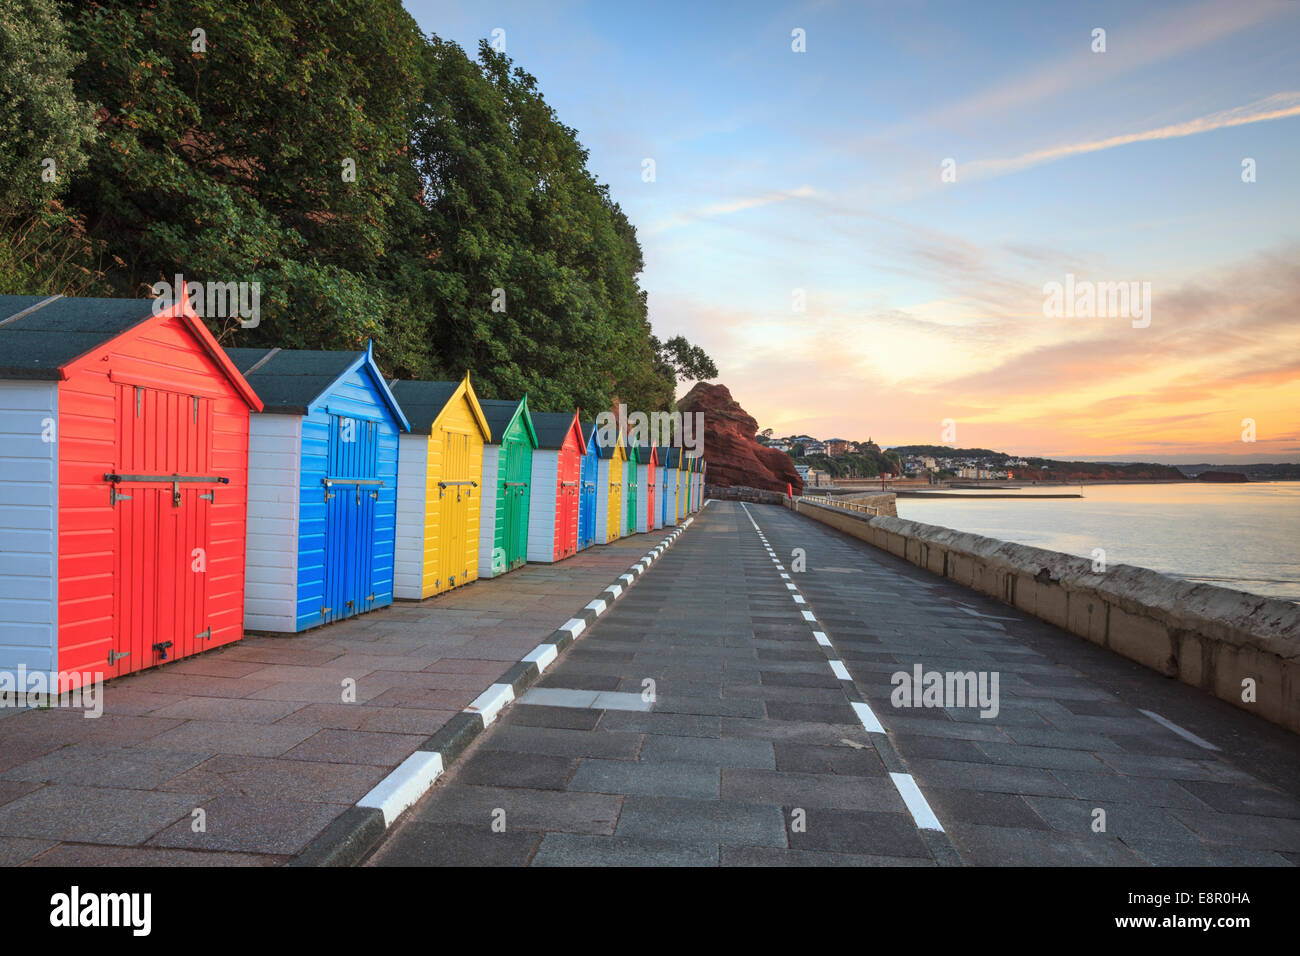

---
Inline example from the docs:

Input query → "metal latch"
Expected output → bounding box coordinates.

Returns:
[104,473,228,508]
[438,480,477,500]
[152,641,174,660]
[108,650,130,665]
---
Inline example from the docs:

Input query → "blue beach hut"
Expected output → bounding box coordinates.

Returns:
[578,420,599,550]
[226,344,409,632]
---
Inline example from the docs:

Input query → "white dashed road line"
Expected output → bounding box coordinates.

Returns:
[1139,709,1221,752]
[739,500,947,837]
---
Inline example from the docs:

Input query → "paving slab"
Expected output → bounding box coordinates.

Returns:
[0,529,678,865]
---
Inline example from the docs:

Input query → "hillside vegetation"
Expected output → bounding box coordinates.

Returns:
[0,0,714,413]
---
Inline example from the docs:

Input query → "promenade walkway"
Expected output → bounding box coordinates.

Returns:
[367,500,1300,866]
[0,531,675,866]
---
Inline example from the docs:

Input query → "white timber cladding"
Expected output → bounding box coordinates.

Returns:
[0,381,59,672]
[477,444,501,577]
[242,413,302,632]
[594,456,614,544]
[661,464,677,524]
[637,462,653,532]
[527,449,559,563]
[393,432,429,600]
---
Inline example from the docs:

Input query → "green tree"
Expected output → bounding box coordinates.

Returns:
[0,0,103,295]
[3,3,715,412]
[62,0,424,344]
[0,0,97,214]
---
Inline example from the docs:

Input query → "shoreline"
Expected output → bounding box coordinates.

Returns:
[895,491,1082,499]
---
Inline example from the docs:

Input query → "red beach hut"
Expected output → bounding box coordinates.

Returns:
[527,410,587,562]
[0,292,262,683]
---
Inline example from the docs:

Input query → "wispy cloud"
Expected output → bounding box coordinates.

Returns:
[962,92,1300,180]
[892,0,1284,135]
[650,185,815,233]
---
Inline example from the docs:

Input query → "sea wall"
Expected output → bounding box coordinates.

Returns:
[794,498,1300,734]
[843,492,898,517]
[705,484,789,505]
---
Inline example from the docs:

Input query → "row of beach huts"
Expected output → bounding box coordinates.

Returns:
[0,293,705,683]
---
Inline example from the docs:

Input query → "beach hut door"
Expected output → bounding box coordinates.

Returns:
[110,385,216,675]
[437,430,473,590]
[322,415,379,623]
[503,441,527,569]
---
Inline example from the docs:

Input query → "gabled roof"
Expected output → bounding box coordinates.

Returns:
[0,296,163,378]
[635,444,658,466]
[479,396,539,448]
[0,292,261,409]
[388,374,490,439]
[530,410,586,453]
[663,447,682,468]
[593,422,624,460]
[225,343,409,429]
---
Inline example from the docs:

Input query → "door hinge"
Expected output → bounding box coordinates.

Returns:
[199,491,214,502]
[109,489,133,507]
[196,628,211,641]
[321,606,332,616]
[107,650,130,665]
[366,593,375,602]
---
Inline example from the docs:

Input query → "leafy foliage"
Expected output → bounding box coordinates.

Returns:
[0,0,712,414]
[0,0,98,215]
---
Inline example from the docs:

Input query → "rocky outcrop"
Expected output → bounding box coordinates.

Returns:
[678,383,802,494]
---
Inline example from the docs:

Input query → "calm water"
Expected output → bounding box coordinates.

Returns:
[896,482,1300,602]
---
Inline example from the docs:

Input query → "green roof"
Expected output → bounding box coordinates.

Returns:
[530,411,581,450]
[0,295,157,379]
[388,380,460,434]
[479,397,538,448]
[226,348,359,414]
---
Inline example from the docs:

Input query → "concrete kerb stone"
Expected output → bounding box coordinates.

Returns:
[289,516,700,867]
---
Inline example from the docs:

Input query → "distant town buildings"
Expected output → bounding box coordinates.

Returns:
[767,433,1024,481]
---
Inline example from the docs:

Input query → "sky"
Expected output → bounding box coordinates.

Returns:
[405,0,1300,463]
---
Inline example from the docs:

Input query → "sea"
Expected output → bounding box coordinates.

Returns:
[896,482,1300,603]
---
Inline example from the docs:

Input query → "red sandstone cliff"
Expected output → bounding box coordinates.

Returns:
[678,383,803,495]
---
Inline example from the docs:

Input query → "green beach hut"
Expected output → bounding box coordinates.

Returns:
[477,397,539,578]
[624,442,639,535]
